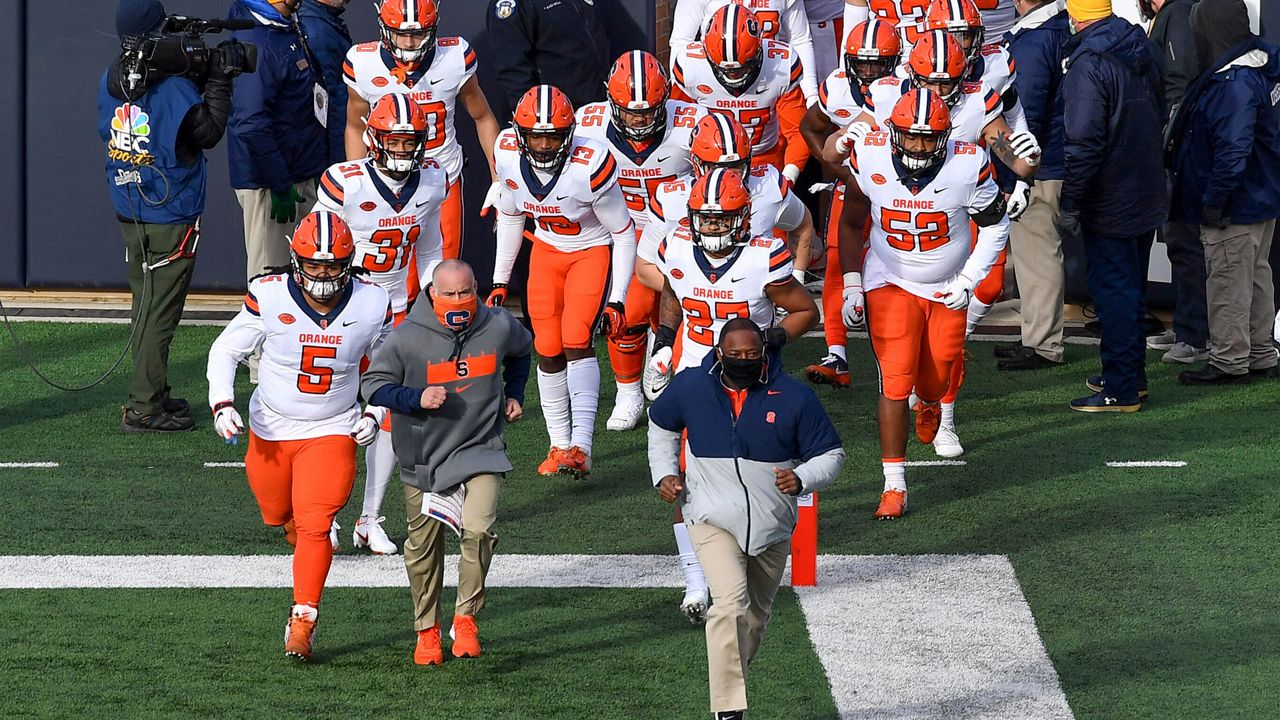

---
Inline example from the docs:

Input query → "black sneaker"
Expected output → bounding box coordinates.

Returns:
[992,342,1023,359]
[1085,375,1149,400]
[1178,365,1250,385]
[163,398,191,417]
[714,712,745,720]
[122,407,195,432]
[1070,391,1141,413]
[997,347,1062,371]
[1248,365,1278,380]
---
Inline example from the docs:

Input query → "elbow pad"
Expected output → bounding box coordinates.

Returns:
[970,194,1008,227]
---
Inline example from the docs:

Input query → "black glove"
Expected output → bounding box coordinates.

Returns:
[1201,205,1230,230]
[652,325,677,352]
[215,39,256,79]
[763,326,788,350]
[1054,209,1082,244]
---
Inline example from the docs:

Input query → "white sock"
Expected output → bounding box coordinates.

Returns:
[291,603,318,620]
[828,344,847,361]
[673,522,707,593]
[966,298,993,336]
[361,429,395,518]
[615,379,643,402]
[940,401,956,429]
[882,460,907,493]
[566,357,601,454]
[537,367,572,448]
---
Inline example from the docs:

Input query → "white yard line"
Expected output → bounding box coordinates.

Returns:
[0,553,1071,719]
[904,460,967,467]
[0,462,59,468]
[1105,461,1187,468]
[203,462,246,468]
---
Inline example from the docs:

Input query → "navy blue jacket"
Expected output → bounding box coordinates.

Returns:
[1005,5,1069,181]
[226,0,327,192]
[297,0,352,166]
[1060,15,1168,236]
[1169,39,1280,226]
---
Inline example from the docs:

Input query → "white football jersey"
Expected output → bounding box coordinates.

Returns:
[313,156,448,314]
[846,135,1002,300]
[669,0,820,99]
[672,39,802,157]
[493,131,625,252]
[574,100,705,229]
[343,37,478,180]
[655,228,794,371]
[869,0,930,50]
[207,275,392,442]
[972,43,1017,96]
[639,164,807,264]
[979,0,1018,40]
[817,69,868,125]
[862,76,1000,144]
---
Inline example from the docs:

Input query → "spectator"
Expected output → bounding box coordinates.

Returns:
[1057,0,1167,412]
[100,0,235,431]
[647,319,844,720]
[1169,0,1279,384]
[1148,0,1210,365]
[296,0,353,166]
[227,0,328,281]
[362,260,533,666]
[485,0,610,120]
[996,0,1070,372]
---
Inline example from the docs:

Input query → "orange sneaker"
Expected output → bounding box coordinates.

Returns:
[450,615,482,658]
[914,401,941,444]
[414,625,443,666]
[283,519,297,548]
[537,447,568,476]
[284,605,317,661]
[558,446,591,478]
[874,489,907,520]
[804,354,851,388]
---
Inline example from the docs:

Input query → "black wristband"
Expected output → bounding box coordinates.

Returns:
[653,325,677,350]
[764,326,788,349]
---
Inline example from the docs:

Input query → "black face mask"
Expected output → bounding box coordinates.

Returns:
[720,353,764,388]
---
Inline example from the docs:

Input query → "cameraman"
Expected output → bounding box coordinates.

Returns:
[100,0,236,432]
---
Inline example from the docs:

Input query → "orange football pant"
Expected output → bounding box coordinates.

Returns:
[527,241,611,357]
[245,431,357,607]
[866,284,966,402]
[441,175,464,261]
[942,243,1007,403]
[607,273,660,384]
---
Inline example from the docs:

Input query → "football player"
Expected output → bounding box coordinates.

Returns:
[842,0,929,50]
[652,167,819,621]
[343,0,502,261]
[489,85,637,478]
[923,0,1024,133]
[575,51,705,433]
[314,94,447,555]
[671,4,810,182]
[837,89,1009,520]
[799,18,900,388]
[206,211,394,661]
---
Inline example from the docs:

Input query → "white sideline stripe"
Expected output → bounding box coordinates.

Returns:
[1106,461,1187,468]
[0,553,1070,719]
[0,462,59,468]
[797,555,1075,720]
[203,462,246,468]
[904,460,967,467]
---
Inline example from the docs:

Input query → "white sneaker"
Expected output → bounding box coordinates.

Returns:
[606,393,645,431]
[933,423,964,458]
[1162,342,1209,364]
[1146,329,1176,350]
[353,515,398,555]
[329,520,340,551]
[680,587,709,624]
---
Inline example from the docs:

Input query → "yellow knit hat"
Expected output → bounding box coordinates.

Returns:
[1066,0,1112,22]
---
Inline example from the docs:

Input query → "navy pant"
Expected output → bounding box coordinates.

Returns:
[1162,221,1208,348]
[1083,231,1153,401]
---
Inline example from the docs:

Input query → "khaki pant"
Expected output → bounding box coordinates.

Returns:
[1008,179,1065,362]
[1203,219,1277,374]
[121,221,197,415]
[234,179,318,281]
[403,474,501,631]
[690,523,790,713]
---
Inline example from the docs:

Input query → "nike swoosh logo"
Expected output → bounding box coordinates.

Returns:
[430,77,444,85]
[342,320,357,326]
[415,200,429,207]
[767,390,782,395]
[456,383,473,394]
[655,155,671,163]
[555,194,569,201]
[730,276,745,283]
[932,187,947,194]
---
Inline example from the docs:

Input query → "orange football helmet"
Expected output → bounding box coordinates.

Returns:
[379,0,439,64]
[687,168,752,254]
[886,89,952,172]
[703,4,764,92]
[513,84,576,173]
[365,94,428,175]
[606,50,670,141]
[925,0,985,67]
[690,113,752,178]
[908,30,968,106]
[290,211,356,301]
[844,18,902,88]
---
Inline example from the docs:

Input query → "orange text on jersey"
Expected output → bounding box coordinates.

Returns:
[624,167,670,178]
[298,333,344,345]
[892,198,937,210]
[714,100,761,109]
[692,287,736,300]
[378,215,419,228]
[523,202,563,214]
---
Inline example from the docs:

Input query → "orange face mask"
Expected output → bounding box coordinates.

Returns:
[433,292,478,331]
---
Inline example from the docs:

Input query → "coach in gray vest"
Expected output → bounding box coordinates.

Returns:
[362,260,532,666]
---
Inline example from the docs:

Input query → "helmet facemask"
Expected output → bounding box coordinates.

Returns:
[291,255,353,302]
[380,22,436,65]
[889,125,950,173]
[690,207,750,255]
[370,129,426,177]
[914,73,964,106]
[948,27,984,69]
[609,101,667,142]
[711,52,763,93]
[517,127,574,174]
[847,53,899,88]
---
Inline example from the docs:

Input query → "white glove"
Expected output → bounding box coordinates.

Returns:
[350,411,381,447]
[808,181,836,194]
[212,402,244,444]
[643,346,675,402]
[782,164,802,183]
[841,272,865,328]
[938,273,977,311]
[834,121,872,155]
[1007,131,1041,166]
[479,180,502,217]
[1273,308,1280,344]
[1007,180,1032,220]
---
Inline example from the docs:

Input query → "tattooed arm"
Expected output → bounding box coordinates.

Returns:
[982,116,1038,179]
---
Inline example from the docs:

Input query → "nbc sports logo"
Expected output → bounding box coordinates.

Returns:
[110,104,151,155]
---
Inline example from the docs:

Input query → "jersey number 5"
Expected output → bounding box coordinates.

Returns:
[298,346,337,395]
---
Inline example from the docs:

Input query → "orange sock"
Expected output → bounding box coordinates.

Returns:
[608,330,647,385]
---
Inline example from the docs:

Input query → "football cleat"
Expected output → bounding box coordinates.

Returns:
[537,447,569,477]
[450,615,482,658]
[874,489,908,520]
[804,354,851,388]
[329,519,341,552]
[283,519,297,548]
[680,587,710,624]
[284,605,318,661]
[558,446,592,478]
[933,423,964,458]
[353,515,399,555]
[914,401,941,444]
[414,625,444,666]
[606,392,645,432]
